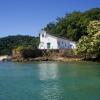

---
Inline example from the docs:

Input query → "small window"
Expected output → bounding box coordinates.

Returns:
[42,34,44,37]
[58,42,60,46]
[69,44,73,48]
[47,43,51,49]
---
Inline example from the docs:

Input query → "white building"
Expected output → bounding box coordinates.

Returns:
[38,31,76,49]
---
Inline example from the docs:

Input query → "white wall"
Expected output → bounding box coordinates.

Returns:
[39,31,58,49]
[38,31,76,49]
[57,38,76,49]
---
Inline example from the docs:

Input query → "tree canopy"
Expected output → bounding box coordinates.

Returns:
[0,35,39,55]
[76,20,100,60]
[44,8,100,41]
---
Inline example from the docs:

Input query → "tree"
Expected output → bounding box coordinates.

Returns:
[76,20,100,60]
[44,8,100,41]
[0,35,39,55]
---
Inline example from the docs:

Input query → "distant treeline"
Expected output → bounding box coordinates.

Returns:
[0,35,39,55]
[44,8,100,41]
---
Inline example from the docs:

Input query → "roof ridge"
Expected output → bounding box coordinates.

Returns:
[47,33,76,43]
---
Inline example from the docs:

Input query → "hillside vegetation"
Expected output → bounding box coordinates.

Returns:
[44,8,100,41]
[0,35,39,55]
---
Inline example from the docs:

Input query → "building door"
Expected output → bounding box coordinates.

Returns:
[47,43,51,49]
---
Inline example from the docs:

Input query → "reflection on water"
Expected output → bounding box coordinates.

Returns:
[38,63,64,100]
[38,63,59,80]
[40,82,64,100]
[0,62,100,100]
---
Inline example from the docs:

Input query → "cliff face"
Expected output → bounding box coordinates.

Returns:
[12,48,80,62]
[12,50,23,59]
[12,49,43,62]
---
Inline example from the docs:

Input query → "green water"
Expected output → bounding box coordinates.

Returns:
[0,62,100,100]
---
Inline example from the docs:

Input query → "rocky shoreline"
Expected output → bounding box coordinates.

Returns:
[12,56,82,62]
[11,49,83,62]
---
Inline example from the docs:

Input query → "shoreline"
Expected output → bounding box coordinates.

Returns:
[1,55,99,63]
[12,56,98,63]
[12,57,85,62]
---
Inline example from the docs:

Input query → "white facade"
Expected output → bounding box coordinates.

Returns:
[38,31,76,49]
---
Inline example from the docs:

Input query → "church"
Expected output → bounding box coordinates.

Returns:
[38,31,76,49]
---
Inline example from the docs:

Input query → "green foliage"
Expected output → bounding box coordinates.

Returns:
[76,20,100,60]
[87,20,100,35]
[44,8,100,41]
[0,35,39,55]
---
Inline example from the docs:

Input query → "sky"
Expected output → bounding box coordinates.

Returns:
[0,0,100,37]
